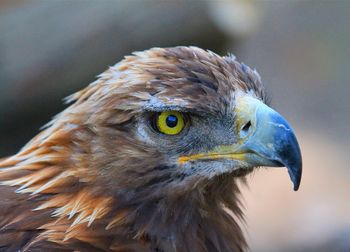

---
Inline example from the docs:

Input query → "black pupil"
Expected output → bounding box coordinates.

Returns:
[166,115,178,128]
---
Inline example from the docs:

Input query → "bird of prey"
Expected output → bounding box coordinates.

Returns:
[0,46,302,252]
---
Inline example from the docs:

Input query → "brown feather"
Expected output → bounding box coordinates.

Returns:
[0,47,266,251]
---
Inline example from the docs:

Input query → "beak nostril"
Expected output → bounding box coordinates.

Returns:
[242,121,252,133]
[239,121,252,138]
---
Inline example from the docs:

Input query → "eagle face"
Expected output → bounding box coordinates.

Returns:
[0,46,302,251]
[82,47,301,197]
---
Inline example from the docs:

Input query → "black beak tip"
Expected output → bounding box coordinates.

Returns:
[287,162,302,191]
[292,171,302,191]
[278,126,303,191]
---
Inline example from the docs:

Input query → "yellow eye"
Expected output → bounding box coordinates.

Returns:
[155,111,185,135]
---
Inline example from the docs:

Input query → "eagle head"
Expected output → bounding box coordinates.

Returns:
[0,46,302,251]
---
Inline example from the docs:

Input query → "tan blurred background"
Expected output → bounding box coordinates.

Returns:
[0,1,349,251]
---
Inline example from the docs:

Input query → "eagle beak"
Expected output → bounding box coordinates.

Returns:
[232,95,302,190]
[179,95,302,191]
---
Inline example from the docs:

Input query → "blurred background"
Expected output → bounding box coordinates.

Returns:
[0,0,349,251]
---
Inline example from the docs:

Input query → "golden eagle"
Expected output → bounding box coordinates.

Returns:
[0,47,302,251]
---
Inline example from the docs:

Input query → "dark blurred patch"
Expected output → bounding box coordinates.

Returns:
[291,229,350,252]
[0,0,230,156]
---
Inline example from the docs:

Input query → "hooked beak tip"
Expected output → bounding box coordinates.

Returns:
[285,157,302,191]
[235,95,303,191]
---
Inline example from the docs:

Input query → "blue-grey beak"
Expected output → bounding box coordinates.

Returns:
[234,96,302,190]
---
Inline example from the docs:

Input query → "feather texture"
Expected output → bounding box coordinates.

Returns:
[0,47,266,251]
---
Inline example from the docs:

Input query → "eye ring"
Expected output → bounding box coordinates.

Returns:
[151,111,186,135]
